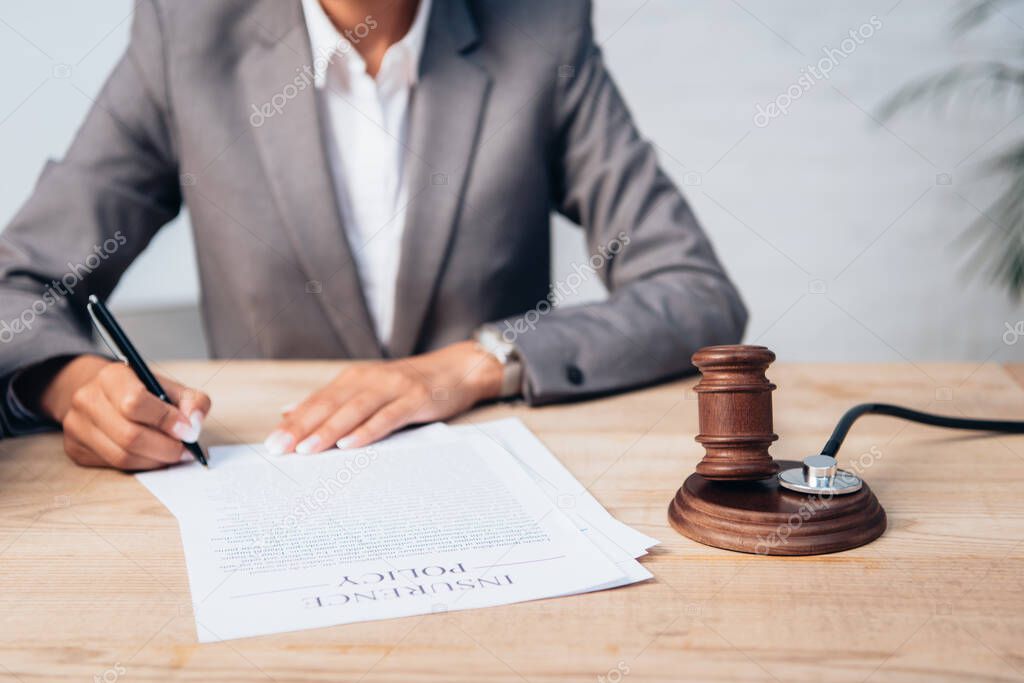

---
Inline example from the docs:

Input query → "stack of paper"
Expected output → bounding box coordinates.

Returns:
[137,418,657,642]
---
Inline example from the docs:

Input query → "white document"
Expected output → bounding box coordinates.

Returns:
[137,433,632,642]
[340,420,658,559]
[452,419,660,556]
[395,419,658,587]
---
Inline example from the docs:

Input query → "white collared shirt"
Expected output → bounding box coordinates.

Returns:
[301,0,432,348]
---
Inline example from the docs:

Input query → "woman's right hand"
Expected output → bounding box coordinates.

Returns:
[36,355,211,471]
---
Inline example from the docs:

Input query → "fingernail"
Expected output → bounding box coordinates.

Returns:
[264,430,293,455]
[295,435,321,455]
[171,420,194,442]
[188,411,204,441]
[180,449,193,462]
[280,402,298,415]
[173,412,202,443]
[336,436,356,449]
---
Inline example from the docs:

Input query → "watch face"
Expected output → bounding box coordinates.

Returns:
[478,329,499,348]
[475,327,522,397]
[476,333,512,366]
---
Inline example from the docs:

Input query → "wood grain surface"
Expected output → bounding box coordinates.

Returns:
[1007,364,1024,391]
[0,361,1022,682]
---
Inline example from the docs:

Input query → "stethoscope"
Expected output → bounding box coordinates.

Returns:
[777,404,1024,495]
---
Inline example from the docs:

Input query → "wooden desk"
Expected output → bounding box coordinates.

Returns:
[1,362,1022,682]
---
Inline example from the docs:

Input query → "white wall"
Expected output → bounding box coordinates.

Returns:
[2,0,1022,362]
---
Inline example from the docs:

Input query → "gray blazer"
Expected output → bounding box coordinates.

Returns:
[0,0,746,435]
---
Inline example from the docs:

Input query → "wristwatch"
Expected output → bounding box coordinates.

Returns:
[473,326,523,398]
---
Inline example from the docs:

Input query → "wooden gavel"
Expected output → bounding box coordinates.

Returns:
[691,345,779,481]
[671,343,888,556]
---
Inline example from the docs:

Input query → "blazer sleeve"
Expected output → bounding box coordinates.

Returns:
[496,2,748,405]
[0,0,181,435]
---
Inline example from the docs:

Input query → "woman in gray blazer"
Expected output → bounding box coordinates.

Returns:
[0,0,746,469]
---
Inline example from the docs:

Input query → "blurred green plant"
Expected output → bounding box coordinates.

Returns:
[879,0,1024,300]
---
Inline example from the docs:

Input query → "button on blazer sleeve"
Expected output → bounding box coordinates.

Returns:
[0,0,180,434]
[498,2,748,405]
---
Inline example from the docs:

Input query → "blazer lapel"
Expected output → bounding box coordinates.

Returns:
[238,0,382,359]
[388,0,492,357]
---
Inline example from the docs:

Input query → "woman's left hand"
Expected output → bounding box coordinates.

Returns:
[263,341,504,454]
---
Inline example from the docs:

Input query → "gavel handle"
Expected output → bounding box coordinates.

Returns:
[821,403,1024,458]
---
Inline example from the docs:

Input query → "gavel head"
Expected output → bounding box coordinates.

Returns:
[691,345,779,481]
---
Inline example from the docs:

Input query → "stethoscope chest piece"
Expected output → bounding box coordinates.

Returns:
[778,455,863,495]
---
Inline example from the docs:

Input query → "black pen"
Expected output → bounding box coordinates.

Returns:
[86,294,208,468]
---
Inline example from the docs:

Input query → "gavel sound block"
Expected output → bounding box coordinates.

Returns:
[668,345,886,556]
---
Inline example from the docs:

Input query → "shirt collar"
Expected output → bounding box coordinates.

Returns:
[301,0,433,89]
